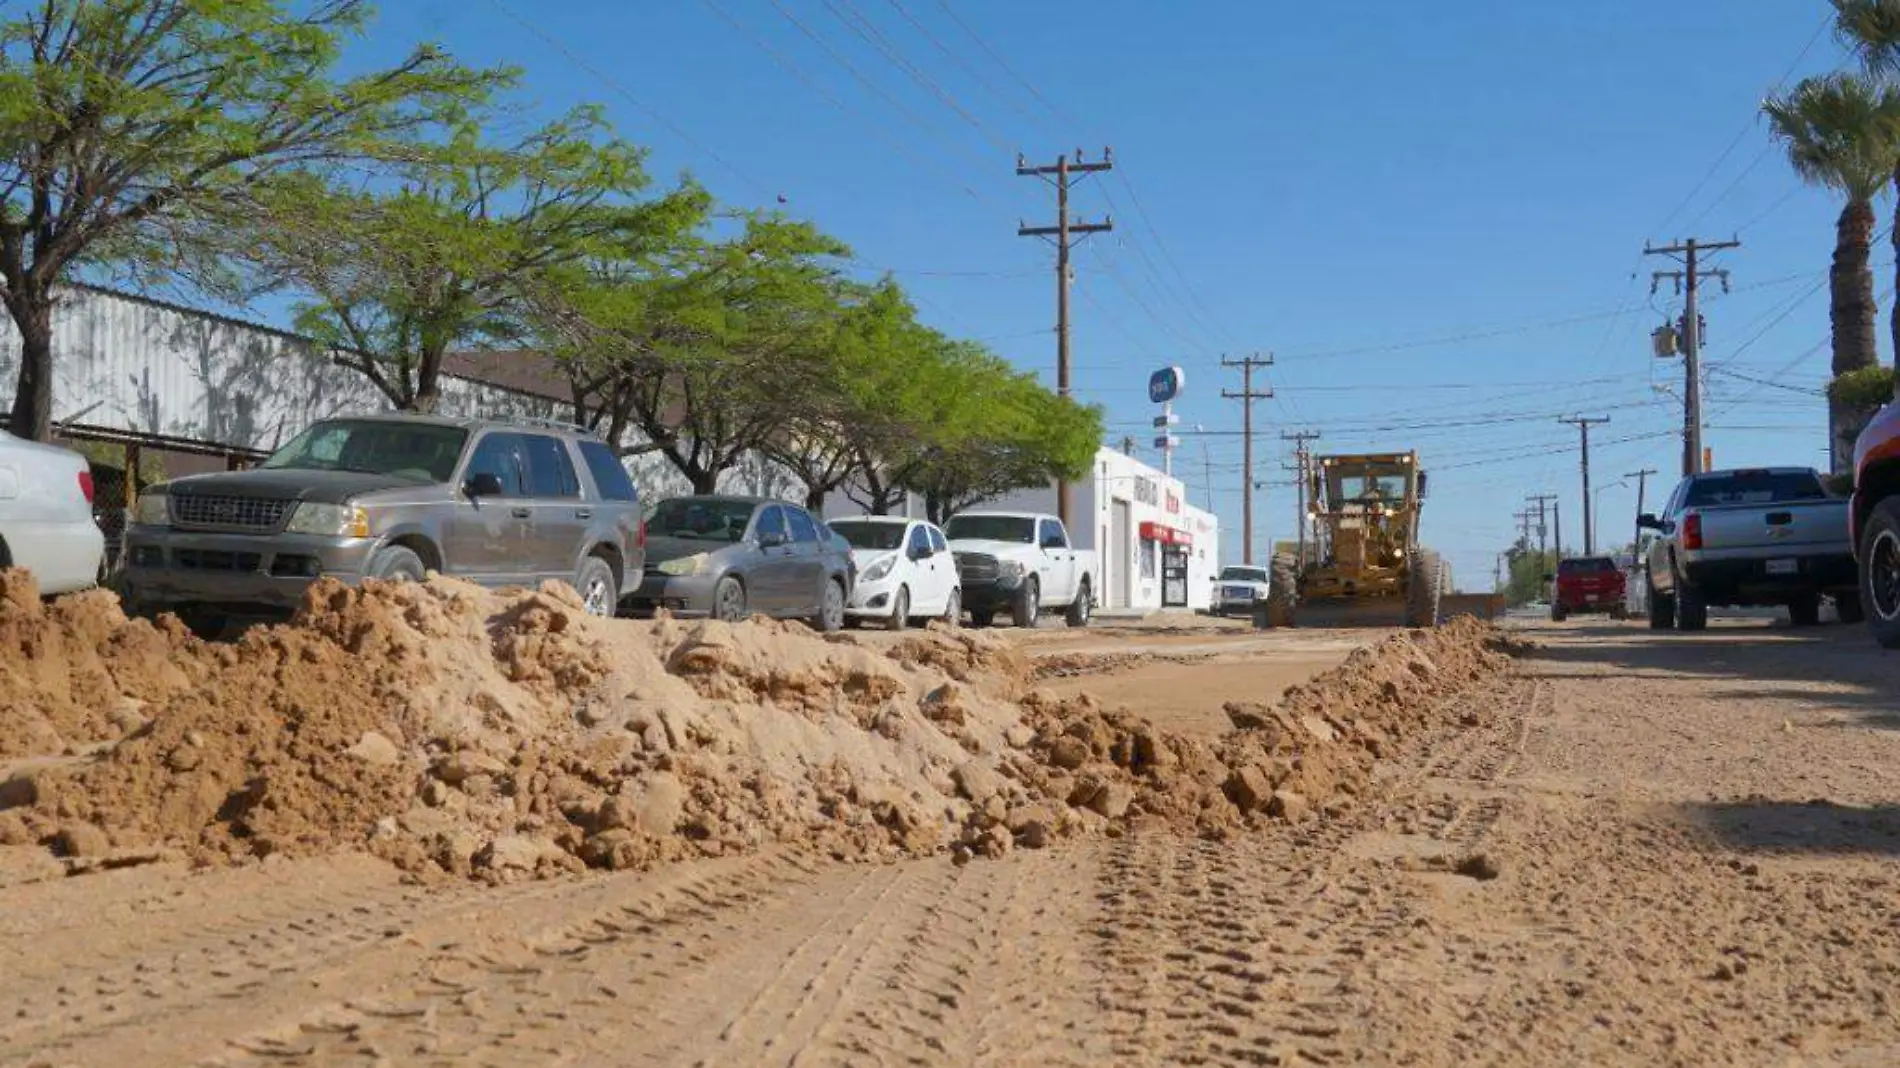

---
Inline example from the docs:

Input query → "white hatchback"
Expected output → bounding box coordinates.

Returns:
[0,430,106,595]
[829,516,960,629]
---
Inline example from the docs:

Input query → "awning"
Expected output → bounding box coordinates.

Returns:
[1139,521,1193,546]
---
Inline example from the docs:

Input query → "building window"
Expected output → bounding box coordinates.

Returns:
[1140,538,1157,581]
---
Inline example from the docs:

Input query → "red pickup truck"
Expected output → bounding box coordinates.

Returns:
[1548,555,1628,622]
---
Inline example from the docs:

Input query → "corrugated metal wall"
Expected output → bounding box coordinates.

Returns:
[0,286,801,503]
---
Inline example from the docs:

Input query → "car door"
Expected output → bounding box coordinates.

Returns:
[445,431,532,585]
[903,522,943,613]
[521,433,588,583]
[783,506,828,614]
[926,525,956,610]
[748,505,799,614]
[1036,518,1077,603]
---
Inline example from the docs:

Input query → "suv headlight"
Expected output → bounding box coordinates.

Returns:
[657,553,709,577]
[286,502,371,538]
[132,491,171,527]
[862,556,896,583]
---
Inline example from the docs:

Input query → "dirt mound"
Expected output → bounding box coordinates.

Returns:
[0,571,1515,880]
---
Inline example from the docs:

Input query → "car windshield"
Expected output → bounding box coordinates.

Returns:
[1558,557,1617,574]
[1220,567,1269,583]
[828,520,907,550]
[945,515,1036,543]
[261,420,466,483]
[648,498,757,543]
[1683,470,1828,507]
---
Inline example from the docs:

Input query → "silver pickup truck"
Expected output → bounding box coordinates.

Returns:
[1638,467,1859,631]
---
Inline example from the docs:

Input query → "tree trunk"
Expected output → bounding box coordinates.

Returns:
[1829,198,1880,475]
[5,294,54,441]
[805,486,827,514]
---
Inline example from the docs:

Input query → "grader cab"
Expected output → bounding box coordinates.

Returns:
[1260,450,1481,628]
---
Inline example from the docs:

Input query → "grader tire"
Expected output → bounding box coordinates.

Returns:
[1405,549,1444,628]
[1262,553,1299,628]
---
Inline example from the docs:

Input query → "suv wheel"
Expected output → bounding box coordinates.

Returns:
[1672,562,1709,632]
[575,555,618,619]
[1012,578,1040,629]
[1065,579,1092,627]
[1859,496,1900,647]
[713,576,747,624]
[1787,593,1821,627]
[367,545,426,583]
[888,586,910,631]
[1646,572,1673,630]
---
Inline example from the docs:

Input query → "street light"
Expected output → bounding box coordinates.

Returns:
[1592,479,1628,554]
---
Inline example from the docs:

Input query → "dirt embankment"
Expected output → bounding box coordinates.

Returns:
[0,570,1514,882]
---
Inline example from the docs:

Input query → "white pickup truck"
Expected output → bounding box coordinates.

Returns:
[944,511,1097,628]
[1639,466,1858,631]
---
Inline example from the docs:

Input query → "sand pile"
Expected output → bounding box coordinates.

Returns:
[0,570,1515,880]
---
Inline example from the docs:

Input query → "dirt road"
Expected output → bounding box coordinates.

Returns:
[9,615,1900,1066]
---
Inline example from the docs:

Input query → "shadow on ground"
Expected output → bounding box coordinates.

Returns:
[1676,799,1900,856]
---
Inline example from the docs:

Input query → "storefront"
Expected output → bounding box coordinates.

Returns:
[980,447,1221,613]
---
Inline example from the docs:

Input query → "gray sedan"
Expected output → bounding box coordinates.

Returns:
[629,496,852,630]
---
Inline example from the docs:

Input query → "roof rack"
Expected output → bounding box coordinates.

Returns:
[504,415,600,439]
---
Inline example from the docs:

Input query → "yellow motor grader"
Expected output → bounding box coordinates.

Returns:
[1260,450,1498,628]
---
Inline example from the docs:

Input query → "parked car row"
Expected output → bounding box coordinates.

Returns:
[7,413,1101,635]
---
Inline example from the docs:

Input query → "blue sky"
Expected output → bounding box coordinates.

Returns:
[356,0,1853,586]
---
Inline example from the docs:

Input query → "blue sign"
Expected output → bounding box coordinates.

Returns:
[1148,366,1185,404]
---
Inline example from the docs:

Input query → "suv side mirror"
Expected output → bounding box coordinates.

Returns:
[1636,513,1662,531]
[465,472,505,498]
[758,530,788,549]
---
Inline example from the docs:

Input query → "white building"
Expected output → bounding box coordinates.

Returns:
[977,446,1220,613]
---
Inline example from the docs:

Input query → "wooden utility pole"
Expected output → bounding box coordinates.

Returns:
[1646,237,1737,477]
[1625,467,1658,549]
[1222,353,1274,564]
[1019,150,1113,531]
[1282,430,1321,568]
[1560,415,1611,555]
[1527,493,1557,562]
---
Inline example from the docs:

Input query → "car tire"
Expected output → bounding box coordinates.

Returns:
[575,555,618,619]
[941,588,961,629]
[1646,572,1673,630]
[1011,578,1040,629]
[1857,495,1900,648]
[969,608,994,629]
[1672,562,1708,632]
[1835,590,1866,625]
[1263,553,1299,628]
[1550,605,1566,622]
[888,586,910,631]
[815,578,846,633]
[366,545,426,583]
[713,576,747,624]
[1064,579,1092,627]
[1787,593,1821,627]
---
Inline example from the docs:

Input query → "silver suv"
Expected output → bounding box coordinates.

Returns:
[124,414,644,629]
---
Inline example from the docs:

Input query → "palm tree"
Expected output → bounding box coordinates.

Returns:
[1764,73,1900,472]
[1834,0,1900,398]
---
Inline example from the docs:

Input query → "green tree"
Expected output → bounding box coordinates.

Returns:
[0,0,499,440]
[253,107,671,413]
[1764,73,1900,471]
[1832,0,1900,401]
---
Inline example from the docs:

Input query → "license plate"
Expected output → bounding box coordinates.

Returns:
[1766,558,1798,576]
[1585,594,1599,602]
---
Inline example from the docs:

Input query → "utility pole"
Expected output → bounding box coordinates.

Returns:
[1018,149,1113,531]
[1527,493,1557,564]
[1222,353,1274,564]
[1560,415,1611,555]
[1282,430,1321,568]
[1625,467,1658,551]
[1646,237,1738,478]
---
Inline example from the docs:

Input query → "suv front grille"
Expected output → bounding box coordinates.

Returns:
[955,552,999,585]
[172,494,293,532]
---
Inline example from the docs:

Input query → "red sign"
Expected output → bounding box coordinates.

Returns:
[1165,490,1181,514]
[1140,521,1192,546]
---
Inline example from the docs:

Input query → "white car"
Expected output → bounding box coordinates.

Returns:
[0,430,106,595]
[1213,564,1271,615]
[828,516,961,629]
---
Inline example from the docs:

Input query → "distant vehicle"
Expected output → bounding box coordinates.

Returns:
[1213,564,1271,616]
[0,430,106,596]
[1548,556,1628,622]
[944,511,1097,628]
[827,516,960,629]
[123,415,645,631]
[1639,467,1855,632]
[630,496,851,630]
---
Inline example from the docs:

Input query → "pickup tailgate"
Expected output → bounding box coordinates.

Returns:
[1693,500,1849,557]
[1559,571,1623,604]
